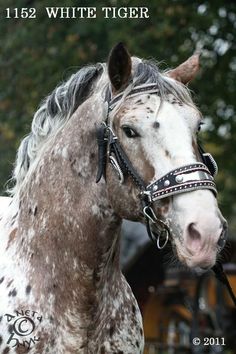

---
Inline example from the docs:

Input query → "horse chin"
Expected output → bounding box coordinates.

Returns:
[173,240,217,272]
[185,256,216,272]
[194,267,211,275]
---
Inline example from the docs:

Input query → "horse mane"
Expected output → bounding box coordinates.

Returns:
[9,57,194,196]
[8,63,105,196]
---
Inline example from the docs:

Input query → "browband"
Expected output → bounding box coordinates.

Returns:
[109,83,161,111]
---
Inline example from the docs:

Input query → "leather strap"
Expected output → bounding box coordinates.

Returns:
[146,163,217,201]
[212,262,236,307]
[96,124,108,183]
[109,137,146,190]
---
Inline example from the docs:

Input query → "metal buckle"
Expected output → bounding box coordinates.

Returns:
[143,205,157,224]
[202,152,218,177]
[143,206,169,249]
[140,191,152,203]
[107,126,118,141]
[109,156,124,184]
[156,228,169,249]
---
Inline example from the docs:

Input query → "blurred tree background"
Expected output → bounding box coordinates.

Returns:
[0,0,235,234]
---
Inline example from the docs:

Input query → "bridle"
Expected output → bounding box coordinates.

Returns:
[96,83,220,248]
[96,82,236,307]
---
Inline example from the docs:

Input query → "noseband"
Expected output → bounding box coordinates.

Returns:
[96,83,222,249]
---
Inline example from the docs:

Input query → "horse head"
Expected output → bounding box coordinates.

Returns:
[101,43,227,271]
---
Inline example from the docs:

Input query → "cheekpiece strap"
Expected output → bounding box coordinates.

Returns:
[96,123,108,183]
[108,128,146,190]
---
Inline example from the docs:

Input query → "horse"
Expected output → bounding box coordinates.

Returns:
[0,43,227,354]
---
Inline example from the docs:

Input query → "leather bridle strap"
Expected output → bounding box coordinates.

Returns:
[212,262,236,307]
[145,163,217,201]
[108,83,161,111]
[108,129,146,190]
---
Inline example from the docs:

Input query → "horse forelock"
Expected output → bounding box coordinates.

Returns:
[110,57,196,118]
[8,56,195,197]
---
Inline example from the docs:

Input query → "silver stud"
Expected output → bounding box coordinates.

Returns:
[164,180,170,187]
[153,185,158,192]
[176,175,183,183]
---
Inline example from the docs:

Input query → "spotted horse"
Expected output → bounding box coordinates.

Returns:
[0,43,229,353]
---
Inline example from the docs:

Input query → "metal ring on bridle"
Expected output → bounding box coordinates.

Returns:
[156,228,169,249]
[142,205,157,224]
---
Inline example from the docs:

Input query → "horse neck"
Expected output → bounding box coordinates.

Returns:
[15,95,123,310]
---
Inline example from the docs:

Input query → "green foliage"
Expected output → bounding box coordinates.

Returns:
[0,0,235,233]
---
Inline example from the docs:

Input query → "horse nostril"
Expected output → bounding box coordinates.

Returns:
[186,222,202,254]
[188,222,201,240]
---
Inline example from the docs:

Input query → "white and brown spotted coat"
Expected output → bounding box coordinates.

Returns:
[0,96,144,354]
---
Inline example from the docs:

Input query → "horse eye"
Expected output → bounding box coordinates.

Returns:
[197,121,204,133]
[122,126,139,138]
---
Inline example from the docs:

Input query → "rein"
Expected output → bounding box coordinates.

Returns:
[96,83,236,307]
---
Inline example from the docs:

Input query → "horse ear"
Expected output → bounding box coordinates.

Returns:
[166,53,200,84]
[108,42,132,92]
